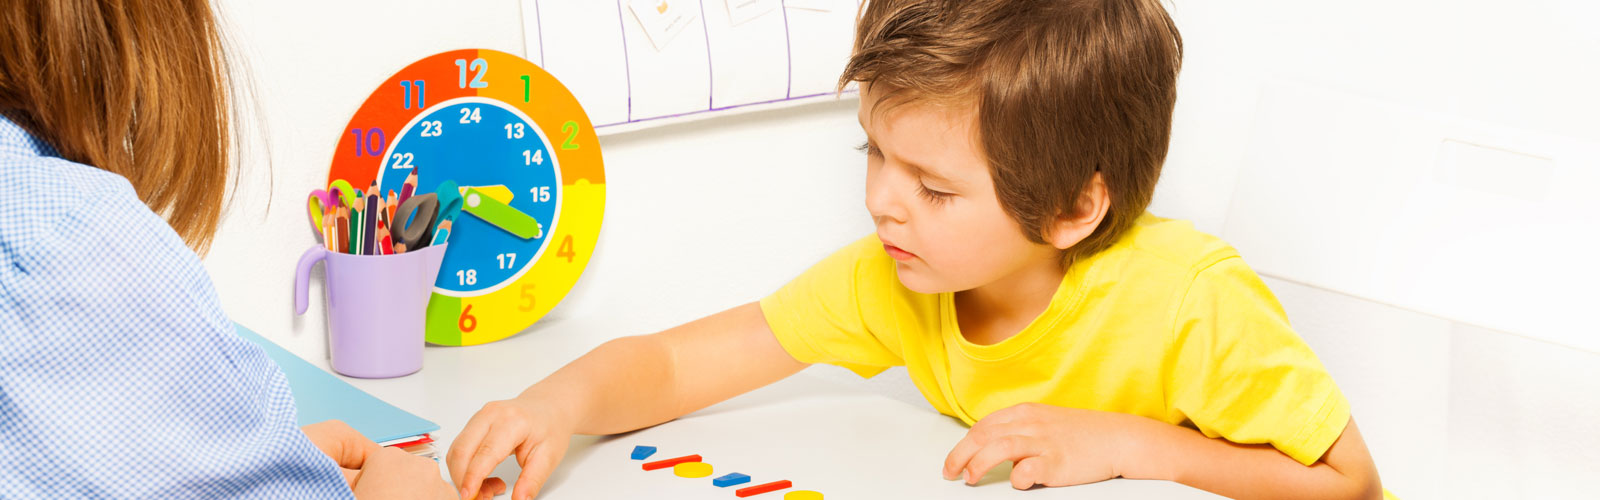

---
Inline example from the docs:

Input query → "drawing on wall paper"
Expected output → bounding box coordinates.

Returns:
[522,0,861,135]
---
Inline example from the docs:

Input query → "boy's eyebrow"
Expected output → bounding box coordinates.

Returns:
[903,159,960,187]
[860,118,964,188]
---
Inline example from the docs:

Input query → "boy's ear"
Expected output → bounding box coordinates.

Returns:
[1045,172,1110,250]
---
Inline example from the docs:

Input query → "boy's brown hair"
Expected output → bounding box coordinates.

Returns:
[841,0,1183,265]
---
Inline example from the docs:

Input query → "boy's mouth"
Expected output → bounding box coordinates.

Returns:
[882,242,918,262]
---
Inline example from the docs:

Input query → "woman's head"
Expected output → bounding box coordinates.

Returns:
[0,0,234,253]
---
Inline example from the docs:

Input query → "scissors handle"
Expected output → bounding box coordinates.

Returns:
[393,193,439,252]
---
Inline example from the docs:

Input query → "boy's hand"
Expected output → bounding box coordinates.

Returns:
[301,420,462,499]
[448,397,574,500]
[942,403,1136,490]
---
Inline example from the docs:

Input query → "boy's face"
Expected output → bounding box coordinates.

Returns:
[858,86,1060,294]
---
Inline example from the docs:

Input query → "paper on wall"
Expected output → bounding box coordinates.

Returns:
[726,0,782,25]
[785,0,841,12]
[628,0,698,51]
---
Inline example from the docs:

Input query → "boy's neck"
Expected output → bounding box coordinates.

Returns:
[953,253,1068,346]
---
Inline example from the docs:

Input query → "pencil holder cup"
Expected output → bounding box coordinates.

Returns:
[293,244,447,378]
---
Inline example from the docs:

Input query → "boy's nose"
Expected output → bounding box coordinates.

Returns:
[864,172,908,225]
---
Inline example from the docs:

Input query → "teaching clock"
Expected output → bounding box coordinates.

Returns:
[327,49,605,346]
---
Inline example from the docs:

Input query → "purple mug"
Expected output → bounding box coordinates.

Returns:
[294,244,447,378]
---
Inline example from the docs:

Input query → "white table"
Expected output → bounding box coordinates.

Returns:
[329,315,1222,499]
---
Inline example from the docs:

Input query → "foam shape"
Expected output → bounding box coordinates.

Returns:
[713,473,752,487]
[673,462,713,478]
[736,480,792,497]
[630,445,657,460]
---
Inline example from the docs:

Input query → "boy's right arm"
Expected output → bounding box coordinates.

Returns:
[446,302,808,500]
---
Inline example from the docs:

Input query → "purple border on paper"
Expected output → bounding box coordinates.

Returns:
[698,0,714,110]
[592,0,859,130]
[780,0,793,99]
[616,0,633,122]
[595,88,859,129]
[533,0,545,66]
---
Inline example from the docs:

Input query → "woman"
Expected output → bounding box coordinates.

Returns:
[0,2,472,498]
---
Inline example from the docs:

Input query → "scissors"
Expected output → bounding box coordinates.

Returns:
[391,193,438,253]
[306,189,337,248]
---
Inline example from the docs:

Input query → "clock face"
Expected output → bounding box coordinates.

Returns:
[328,49,605,346]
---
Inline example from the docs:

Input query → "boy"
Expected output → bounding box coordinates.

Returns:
[448,1,1383,499]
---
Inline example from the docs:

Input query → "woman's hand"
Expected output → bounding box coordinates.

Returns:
[942,403,1140,490]
[302,420,465,499]
[447,397,575,500]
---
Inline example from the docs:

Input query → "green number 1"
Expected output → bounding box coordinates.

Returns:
[519,75,530,102]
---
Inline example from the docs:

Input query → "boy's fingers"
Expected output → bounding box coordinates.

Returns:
[477,477,507,499]
[447,412,498,488]
[963,435,1038,486]
[459,425,521,500]
[943,422,1022,479]
[1009,456,1044,490]
[511,439,568,500]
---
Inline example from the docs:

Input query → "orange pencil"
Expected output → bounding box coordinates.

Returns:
[321,211,334,250]
[335,206,349,254]
[386,190,398,224]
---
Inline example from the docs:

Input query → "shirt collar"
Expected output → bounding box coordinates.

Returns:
[0,112,61,158]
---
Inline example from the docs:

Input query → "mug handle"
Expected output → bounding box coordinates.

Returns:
[294,245,328,315]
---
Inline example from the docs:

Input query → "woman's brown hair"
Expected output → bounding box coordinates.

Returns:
[0,0,234,254]
[841,0,1183,266]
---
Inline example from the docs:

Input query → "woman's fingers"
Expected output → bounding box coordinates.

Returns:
[303,420,380,470]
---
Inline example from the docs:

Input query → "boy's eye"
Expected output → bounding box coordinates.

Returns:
[856,141,880,157]
[917,183,953,206]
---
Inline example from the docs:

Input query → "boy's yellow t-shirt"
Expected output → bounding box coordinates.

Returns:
[759,214,1350,465]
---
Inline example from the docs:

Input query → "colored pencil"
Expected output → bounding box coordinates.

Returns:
[364,192,379,255]
[386,190,398,224]
[399,168,417,204]
[335,207,349,254]
[321,211,334,250]
[430,219,452,245]
[376,207,392,255]
[350,204,362,254]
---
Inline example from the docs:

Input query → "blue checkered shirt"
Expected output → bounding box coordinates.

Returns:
[0,114,354,498]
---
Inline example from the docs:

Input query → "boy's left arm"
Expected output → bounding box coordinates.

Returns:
[944,403,1382,500]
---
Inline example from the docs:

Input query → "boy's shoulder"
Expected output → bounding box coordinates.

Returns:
[1099,213,1241,278]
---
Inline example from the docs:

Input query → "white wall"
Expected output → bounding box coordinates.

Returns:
[203,1,1598,498]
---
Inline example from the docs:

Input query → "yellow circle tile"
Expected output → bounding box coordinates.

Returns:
[673,462,713,478]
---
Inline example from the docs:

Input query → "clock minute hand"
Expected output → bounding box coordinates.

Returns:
[460,186,543,239]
